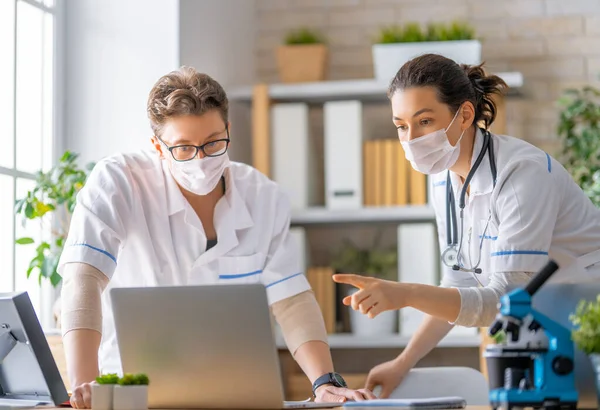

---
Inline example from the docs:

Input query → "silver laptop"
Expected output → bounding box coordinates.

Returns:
[110,284,341,409]
[532,282,600,410]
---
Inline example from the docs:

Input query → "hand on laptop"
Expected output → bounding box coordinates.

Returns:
[70,382,94,408]
[314,384,376,403]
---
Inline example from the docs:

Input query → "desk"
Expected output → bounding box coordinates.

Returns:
[46,407,493,410]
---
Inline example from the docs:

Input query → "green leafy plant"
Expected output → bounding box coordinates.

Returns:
[490,329,506,344]
[14,151,95,287]
[557,85,600,207]
[118,373,150,386]
[570,294,600,355]
[331,236,397,282]
[96,373,119,385]
[375,20,476,44]
[284,27,325,45]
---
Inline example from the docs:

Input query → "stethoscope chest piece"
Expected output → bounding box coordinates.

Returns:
[441,246,459,267]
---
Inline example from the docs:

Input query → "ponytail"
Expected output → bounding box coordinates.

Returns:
[461,63,507,129]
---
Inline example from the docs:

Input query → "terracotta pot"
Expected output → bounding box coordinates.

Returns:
[276,44,328,83]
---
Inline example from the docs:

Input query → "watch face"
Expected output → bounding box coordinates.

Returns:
[332,373,347,388]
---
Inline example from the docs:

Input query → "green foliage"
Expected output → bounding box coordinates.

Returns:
[331,236,397,282]
[490,329,506,344]
[14,151,95,287]
[557,85,600,207]
[96,373,119,385]
[118,373,150,386]
[570,294,600,355]
[375,20,476,44]
[284,27,325,45]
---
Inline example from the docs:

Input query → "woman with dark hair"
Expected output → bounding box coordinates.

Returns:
[334,54,600,397]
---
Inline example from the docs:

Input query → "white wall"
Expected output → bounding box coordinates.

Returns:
[64,0,180,164]
[179,0,256,165]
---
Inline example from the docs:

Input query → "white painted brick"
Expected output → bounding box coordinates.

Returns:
[256,32,285,52]
[257,0,290,11]
[256,51,278,72]
[472,20,509,40]
[326,27,370,48]
[328,65,374,80]
[508,16,584,38]
[547,36,600,56]
[469,0,544,19]
[285,10,328,28]
[329,7,395,27]
[546,0,600,16]
[258,11,289,32]
[509,57,586,80]
[481,39,545,59]
[586,16,600,35]
[330,48,373,68]
[588,57,600,80]
[523,123,558,142]
[289,0,362,8]
[550,79,600,100]
[397,2,469,24]
[520,79,555,101]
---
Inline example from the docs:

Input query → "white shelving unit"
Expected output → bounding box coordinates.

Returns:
[228,73,523,102]
[275,332,481,349]
[290,205,435,225]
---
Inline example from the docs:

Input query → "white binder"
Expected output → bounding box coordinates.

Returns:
[324,100,363,209]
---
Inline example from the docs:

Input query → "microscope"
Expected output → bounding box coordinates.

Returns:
[485,260,579,410]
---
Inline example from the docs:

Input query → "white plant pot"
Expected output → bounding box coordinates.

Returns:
[113,385,148,410]
[347,288,397,336]
[91,384,114,410]
[372,40,482,82]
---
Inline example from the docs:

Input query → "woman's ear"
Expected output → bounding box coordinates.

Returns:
[460,102,476,130]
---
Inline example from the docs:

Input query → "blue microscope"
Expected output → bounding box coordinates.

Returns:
[486,260,579,410]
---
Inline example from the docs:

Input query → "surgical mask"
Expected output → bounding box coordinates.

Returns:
[401,107,465,175]
[168,154,230,195]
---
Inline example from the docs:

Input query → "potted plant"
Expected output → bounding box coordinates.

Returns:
[570,294,600,399]
[14,151,95,327]
[113,373,150,410]
[276,27,328,83]
[556,84,600,207]
[331,237,398,336]
[92,373,119,410]
[372,20,481,82]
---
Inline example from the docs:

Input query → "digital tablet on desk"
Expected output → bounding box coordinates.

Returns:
[343,396,467,409]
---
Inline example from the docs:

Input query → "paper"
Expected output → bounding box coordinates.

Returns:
[343,396,466,409]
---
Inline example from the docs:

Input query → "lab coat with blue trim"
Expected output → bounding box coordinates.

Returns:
[429,129,600,327]
[58,150,310,373]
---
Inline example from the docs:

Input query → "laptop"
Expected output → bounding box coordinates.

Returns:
[110,284,342,409]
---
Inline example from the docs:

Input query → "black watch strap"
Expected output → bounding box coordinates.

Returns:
[312,372,347,396]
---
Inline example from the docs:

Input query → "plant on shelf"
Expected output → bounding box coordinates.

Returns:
[569,295,600,389]
[277,27,328,83]
[556,84,600,207]
[371,20,480,82]
[96,374,120,385]
[14,151,95,287]
[117,373,150,386]
[92,373,150,410]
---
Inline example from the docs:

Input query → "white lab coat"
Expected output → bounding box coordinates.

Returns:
[58,150,310,374]
[430,129,600,293]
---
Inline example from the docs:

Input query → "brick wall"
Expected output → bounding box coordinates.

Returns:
[254,0,600,152]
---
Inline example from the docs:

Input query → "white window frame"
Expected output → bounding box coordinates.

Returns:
[0,0,65,330]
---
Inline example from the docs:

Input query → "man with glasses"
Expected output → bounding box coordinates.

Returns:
[58,67,375,408]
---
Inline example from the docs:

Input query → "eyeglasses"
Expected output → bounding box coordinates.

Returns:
[159,127,230,162]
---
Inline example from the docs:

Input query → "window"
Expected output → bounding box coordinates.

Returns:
[0,0,58,327]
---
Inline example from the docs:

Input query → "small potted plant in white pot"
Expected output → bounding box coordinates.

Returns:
[276,27,328,83]
[113,373,149,410]
[570,294,600,401]
[331,238,398,336]
[372,20,480,82]
[92,373,119,410]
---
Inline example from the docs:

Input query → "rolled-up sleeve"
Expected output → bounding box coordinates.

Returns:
[261,192,310,305]
[58,159,133,279]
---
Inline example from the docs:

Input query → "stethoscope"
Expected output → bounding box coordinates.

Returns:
[441,128,497,283]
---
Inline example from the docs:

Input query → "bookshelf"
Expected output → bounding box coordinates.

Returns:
[228,73,523,103]
[275,332,481,349]
[291,205,435,225]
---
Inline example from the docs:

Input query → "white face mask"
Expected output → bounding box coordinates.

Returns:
[168,154,230,196]
[400,107,465,175]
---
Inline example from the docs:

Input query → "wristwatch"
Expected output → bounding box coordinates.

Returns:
[312,372,347,397]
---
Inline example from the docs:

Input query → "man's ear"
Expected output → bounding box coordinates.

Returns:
[151,136,164,159]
